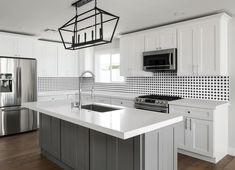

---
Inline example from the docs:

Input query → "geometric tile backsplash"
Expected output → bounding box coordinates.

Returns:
[38,73,229,101]
[38,77,79,92]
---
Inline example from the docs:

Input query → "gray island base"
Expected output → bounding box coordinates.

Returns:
[40,113,178,170]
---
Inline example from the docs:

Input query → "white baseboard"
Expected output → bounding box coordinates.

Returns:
[178,149,216,163]
[228,147,235,156]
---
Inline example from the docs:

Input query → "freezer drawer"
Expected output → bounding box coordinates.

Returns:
[0,107,38,136]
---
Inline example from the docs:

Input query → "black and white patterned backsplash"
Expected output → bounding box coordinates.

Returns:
[94,73,229,101]
[38,77,79,91]
[38,73,229,101]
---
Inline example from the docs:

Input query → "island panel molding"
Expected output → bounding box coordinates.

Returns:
[39,114,179,170]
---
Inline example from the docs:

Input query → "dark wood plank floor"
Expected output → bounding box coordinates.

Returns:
[0,131,234,170]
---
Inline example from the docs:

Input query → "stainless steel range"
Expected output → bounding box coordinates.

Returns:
[134,95,182,113]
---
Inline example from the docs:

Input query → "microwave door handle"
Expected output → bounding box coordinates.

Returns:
[169,53,172,65]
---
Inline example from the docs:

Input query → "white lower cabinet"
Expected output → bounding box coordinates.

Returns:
[176,118,213,157]
[169,104,228,163]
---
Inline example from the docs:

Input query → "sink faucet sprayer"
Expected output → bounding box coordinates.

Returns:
[71,71,95,110]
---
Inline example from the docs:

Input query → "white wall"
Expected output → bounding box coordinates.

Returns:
[228,17,235,155]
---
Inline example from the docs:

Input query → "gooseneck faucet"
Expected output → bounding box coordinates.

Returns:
[78,70,95,109]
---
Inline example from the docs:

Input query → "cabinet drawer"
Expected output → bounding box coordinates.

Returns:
[169,105,213,121]
[111,98,134,108]
[94,96,111,104]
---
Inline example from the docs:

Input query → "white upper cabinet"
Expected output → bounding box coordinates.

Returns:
[0,34,17,57]
[35,41,58,77]
[177,25,197,75]
[144,31,159,52]
[120,33,151,77]
[58,44,79,77]
[16,37,34,58]
[120,13,230,77]
[120,36,130,76]
[78,48,94,75]
[0,34,34,58]
[177,13,230,76]
[144,28,177,52]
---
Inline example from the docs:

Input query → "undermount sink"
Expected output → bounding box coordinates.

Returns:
[81,104,121,113]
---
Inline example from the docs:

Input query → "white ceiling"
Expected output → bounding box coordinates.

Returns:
[0,0,234,41]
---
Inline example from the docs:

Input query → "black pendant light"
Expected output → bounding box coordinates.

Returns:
[58,0,119,50]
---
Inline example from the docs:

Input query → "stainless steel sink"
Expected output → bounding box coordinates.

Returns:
[81,104,121,113]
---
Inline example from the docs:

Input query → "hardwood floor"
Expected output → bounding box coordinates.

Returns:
[0,131,235,170]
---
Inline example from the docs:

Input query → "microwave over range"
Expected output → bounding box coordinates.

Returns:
[143,48,177,72]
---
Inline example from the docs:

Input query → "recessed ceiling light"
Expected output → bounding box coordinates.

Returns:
[43,29,57,33]
[174,12,185,17]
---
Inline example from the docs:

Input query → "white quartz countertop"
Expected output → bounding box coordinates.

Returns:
[23,100,183,140]
[168,98,229,109]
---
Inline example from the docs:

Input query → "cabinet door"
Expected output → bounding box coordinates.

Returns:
[144,31,159,51]
[90,130,141,170]
[17,37,34,58]
[78,48,94,75]
[158,28,177,49]
[61,121,90,170]
[39,114,61,160]
[190,118,213,157]
[35,41,58,77]
[175,118,187,148]
[197,21,219,75]
[120,34,149,77]
[58,45,79,77]
[177,25,199,76]
[0,34,17,57]
[129,34,147,76]
[120,36,131,77]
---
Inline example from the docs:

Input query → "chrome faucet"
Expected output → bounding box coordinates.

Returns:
[73,71,95,109]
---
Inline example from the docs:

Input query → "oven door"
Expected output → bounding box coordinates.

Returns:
[143,48,177,72]
[135,103,168,113]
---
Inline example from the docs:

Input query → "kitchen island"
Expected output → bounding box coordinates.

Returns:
[23,100,183,170]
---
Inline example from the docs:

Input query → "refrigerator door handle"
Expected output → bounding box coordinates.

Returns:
[16,67,22,101]
[1,111,6,135]
[1,107,27,112]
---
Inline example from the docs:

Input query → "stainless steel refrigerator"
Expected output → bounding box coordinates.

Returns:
[0,57,37,137]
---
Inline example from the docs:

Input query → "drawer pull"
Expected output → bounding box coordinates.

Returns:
[188,111,190,114]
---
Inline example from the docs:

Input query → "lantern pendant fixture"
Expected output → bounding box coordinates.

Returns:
[58,0,119,50]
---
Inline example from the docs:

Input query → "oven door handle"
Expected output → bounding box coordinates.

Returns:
[135,103,168,113]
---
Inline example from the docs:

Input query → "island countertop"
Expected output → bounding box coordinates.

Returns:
[23,100,183,140]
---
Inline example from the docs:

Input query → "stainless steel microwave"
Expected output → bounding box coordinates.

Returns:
[143,48,177,72]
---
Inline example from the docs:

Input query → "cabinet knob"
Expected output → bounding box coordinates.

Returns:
[188,111,190,114]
